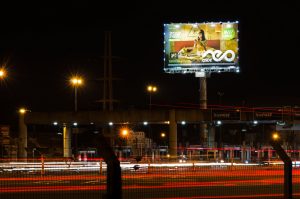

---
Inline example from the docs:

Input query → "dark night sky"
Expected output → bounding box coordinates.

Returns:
[0,1,299,126]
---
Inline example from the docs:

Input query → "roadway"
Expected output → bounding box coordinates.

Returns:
[1,162,300,198]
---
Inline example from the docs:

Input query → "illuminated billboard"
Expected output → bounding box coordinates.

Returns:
[164,22,239,74]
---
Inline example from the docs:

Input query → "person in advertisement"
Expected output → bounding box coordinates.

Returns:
[177,29,208,62]
[194,29,207,52]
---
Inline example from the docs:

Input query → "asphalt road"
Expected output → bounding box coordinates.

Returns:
[1,166,300,198]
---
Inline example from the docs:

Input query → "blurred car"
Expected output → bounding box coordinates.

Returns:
[178,155,188,163]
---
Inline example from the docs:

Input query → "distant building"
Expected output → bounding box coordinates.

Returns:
[0,125,17,158]
[127,131,152,156]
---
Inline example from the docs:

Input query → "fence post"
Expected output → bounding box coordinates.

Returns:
[98,133,122,199]
[148,163,152,174]
[271,139,292,199]
[100,159,102,175]
[41,155,45,175]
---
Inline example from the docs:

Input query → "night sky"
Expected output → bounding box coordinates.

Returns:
[0,1,299,127]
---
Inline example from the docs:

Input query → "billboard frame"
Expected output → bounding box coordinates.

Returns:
[163,21,240,74]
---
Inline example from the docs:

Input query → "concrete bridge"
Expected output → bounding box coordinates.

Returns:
[18,107,299,158]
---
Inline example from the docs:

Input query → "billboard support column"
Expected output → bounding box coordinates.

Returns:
[199,77,207,109]
[199,75,208,145]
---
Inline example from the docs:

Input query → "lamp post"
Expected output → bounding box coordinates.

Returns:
[120,127,130,159]
[147,85,157,158]
[160,132,168,158]
[70,76,83,158]
[216,120,223,161]
[18,108,28,159]
[161,132,167,145]
[70,76,83,112]
[147,85,157,109]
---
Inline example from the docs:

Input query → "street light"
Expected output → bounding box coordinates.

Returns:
[272,132,280,141]
[19,108,28,114]
[70,76,83,158]
[160,132,167,148]
[0,68,6,79]
[19,108,26,114]
[120,127,129,139]
[147,85,157,109]
[119,127,130,158]
[19,107,28,159]
[70,76,83,112]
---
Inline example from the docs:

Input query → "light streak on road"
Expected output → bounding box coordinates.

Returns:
[1,178,300,193]
[0,161,269,172]
[154,193,300,199]
[1,161,300,198]
[0,185,106,193]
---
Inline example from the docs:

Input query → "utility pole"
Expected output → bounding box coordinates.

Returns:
[99,31,115,111]
[97,31,119,147]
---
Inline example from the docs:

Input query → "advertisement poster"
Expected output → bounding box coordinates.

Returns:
[164,22,239,73]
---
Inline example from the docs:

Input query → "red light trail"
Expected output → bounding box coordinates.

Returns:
[0,169,299,194]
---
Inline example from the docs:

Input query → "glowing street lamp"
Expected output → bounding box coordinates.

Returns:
[70,76,83,112]
[147,85,157,93]
[18,107,28,159]
[160,132,167,146]
[147,85,157,109]
[19,107,31,117]
[0,68,6,79]
[120,128,129,138]
[69,76,83,156]
[19,108,27,114]
[272,132,280,141]
[119,127,130,157]
[19,107,31,115]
